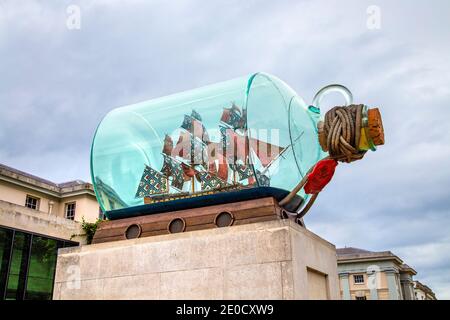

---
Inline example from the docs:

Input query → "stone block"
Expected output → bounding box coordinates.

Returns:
[54,220,339,300]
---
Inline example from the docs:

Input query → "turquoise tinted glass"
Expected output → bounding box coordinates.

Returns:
[91,72,323,214]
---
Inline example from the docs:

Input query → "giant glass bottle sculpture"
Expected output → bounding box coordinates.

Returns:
[91,72,382,220]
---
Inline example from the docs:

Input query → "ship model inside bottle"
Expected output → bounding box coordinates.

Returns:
[90,73,384,243]
[135,104,286,205]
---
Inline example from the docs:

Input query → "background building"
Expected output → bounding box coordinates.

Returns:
[414,281,437,300]
[0,163,101,300]
[337,247,436,300]
[1,163,102,223]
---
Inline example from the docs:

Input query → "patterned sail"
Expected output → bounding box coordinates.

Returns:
[181,110,210,143]
[220,103,245,130]
[255,169,270,187]
[230,163,254,181]
[174,131,191,159]
[191,136,208,168]
[196,171,227,191]
[162,134,173,155]
[206,143,229,181]
[161,155,185,190]
[175,129,208,168]
[181,162,196,179]
[135,165,168,198]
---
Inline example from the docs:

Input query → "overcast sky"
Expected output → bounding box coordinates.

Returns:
[1,0,449,299]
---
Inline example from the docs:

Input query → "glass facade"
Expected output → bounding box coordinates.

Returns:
[0,226,78,300]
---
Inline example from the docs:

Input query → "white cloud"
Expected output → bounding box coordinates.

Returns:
[1,0,449,299]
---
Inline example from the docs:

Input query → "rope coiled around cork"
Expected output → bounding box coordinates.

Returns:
[280,104,368,222]
[319,104,367,163]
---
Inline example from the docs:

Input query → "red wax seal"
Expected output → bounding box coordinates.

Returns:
[304,159,338,194]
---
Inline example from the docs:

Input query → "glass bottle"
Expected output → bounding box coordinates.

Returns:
[91,72,349,217]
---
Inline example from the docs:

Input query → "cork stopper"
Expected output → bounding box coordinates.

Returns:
[367,108,385,146]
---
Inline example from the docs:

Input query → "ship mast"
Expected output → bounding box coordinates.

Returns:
[176,110,212,194]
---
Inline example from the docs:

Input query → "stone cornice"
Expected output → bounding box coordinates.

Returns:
[0,165,95,199]
[337,252,403,265]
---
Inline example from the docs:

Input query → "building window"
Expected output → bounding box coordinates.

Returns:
[65,203,76,220]
[355,296,367,300]
[353,274,364,284]
[25,195,40,210]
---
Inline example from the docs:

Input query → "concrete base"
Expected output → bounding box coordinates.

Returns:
[53,220,339,300]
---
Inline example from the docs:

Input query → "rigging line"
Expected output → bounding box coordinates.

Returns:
[258,131,304,175]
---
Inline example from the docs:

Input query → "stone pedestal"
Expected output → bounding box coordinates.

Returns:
[53,220,339,300]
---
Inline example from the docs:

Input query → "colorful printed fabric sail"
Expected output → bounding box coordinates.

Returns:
[181,110,210,143]
[162,134,174,155]
[196,172,227,190]
[230,163,254,181]
[181,114,194,132]
[191,109,202,122]
[255,170,270,187]
[191,137,208,167]
[175,132,208,167]
[219,126,248,162]
[219,125,230,152]
[161,155,185,190]
[221,103,245,130]
[135,165,168,198]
